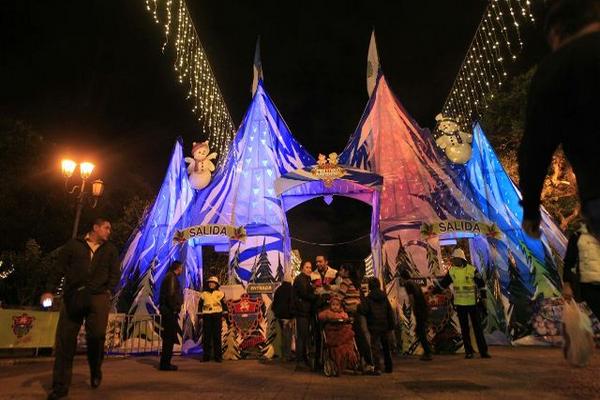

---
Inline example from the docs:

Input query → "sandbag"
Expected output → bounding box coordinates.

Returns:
[562,300,594,367]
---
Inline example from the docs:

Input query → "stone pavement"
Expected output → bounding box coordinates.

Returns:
[0,347,599,400]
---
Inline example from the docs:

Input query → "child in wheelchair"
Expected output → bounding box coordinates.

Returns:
[317,295,359,376]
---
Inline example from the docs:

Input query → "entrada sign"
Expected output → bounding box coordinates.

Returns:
[420,220,501,238]
[174,224,246,243]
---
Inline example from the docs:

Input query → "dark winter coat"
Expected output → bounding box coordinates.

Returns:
[272,281,294,319]
[159,271,184,314]
[293,273,316,318]
[46,237,120,296]
[358,288,395,334]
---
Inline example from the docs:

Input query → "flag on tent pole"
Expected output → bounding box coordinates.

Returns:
[366,30,380,97]
[251,36,264,96]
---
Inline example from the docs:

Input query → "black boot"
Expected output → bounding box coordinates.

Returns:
[47,390,68,400]
[90,370,102,388]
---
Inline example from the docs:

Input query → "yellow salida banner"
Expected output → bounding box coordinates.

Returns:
[174,224,246,243]
[420,220,502,238]
[0,309,59,349]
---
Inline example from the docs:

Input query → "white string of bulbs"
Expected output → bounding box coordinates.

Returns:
[145,0,236,159]
[442,0,536,126]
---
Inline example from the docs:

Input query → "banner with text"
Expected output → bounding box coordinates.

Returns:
[174,224,246,243]
[420,220,501,238]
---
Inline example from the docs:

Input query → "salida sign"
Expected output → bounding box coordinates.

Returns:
[420,220,501,238]
[173,224,246,243]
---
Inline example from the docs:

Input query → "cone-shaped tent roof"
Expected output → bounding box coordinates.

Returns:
[119,139,194,290]
[182,80,314,279]
[340,74,485,226]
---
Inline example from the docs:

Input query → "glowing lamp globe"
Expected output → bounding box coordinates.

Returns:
[61,159,77,178]
[42,297,53,308]
[80,162,95,180]
[92,179,105,197]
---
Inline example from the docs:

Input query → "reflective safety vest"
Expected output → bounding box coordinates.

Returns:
[449,264,477,306]
[200,290,224,314]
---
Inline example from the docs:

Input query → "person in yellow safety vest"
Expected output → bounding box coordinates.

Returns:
[434,248,491,359]
[199,276,228,362]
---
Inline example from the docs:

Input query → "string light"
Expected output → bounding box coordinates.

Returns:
[144,0,235,159]
[442,0,536,126]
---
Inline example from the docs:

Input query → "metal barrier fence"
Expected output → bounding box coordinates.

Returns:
[105,314,163,355]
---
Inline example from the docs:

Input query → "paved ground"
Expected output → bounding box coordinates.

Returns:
[1,347,599,400]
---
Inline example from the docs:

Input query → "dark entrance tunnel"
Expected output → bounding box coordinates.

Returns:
[285,195,372,269]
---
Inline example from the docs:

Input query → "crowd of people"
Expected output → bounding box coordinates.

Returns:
[273,251,491,377]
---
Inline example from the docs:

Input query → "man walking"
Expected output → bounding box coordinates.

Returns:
[519,0,600,239]
[158,260,184,371]
[434,249,490,359]
[42,218,120,400]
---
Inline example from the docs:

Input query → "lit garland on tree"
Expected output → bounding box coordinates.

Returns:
[145,0,236,158]
[442,0,536,126]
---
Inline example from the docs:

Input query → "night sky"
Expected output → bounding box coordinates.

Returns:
[0,1,548,264]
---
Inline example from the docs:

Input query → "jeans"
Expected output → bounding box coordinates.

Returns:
[202,313,222,361]
[415,314,432,355]
[353,314,373,367]
[456,305,488,355]
[295,316,310,363]
[278,319,294,360]
[370,331,392,372]
[160,310,179,367]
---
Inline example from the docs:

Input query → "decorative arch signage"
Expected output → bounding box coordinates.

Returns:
[174,224,246,243]
[420,220,501,239]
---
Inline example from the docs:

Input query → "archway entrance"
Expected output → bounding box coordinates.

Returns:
[286,195,372,270]
[275,164,383,276]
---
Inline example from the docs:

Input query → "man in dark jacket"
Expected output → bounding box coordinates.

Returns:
[42,218,120,400]
[158,261,184,371]
[518,0,600,239]
[293,260,316,369]
[399,269,433,361]
[272,274,294,361]
[359,278,394,374]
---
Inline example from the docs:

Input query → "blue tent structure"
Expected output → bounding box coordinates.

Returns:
[181,80,315,283]
[117,73,567,352]
[340,74,566,345]
[117,80,314,307]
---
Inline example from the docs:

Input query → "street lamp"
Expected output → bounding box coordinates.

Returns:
[61,159,105,238]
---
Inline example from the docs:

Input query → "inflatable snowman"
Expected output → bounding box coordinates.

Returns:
[184,141,217,190]
[434,113,473,164]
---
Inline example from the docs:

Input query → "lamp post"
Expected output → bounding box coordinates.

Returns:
[61,159,105,238]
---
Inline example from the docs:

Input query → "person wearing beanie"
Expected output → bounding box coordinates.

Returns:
[434,248,490,359]
[199,276,228,362]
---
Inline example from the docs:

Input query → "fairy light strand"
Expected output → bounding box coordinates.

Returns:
[442,0,537,126]
[145,0,235,159]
